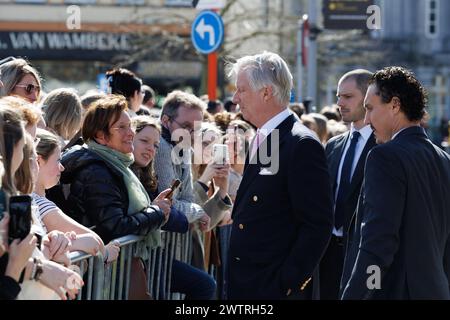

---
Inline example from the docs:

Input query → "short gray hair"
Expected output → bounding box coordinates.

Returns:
[161,90,205,120]
[228,51,293,106]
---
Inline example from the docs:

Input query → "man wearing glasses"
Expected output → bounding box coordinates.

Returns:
[154,90,210,228]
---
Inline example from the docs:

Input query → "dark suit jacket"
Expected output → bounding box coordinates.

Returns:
[325,131,376,241]
[341,126,450,299]
[227,114,334,300]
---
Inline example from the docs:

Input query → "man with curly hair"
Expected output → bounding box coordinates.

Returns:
[341,66,450,300]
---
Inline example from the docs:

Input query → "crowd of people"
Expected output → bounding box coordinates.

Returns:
[0,51,449,300]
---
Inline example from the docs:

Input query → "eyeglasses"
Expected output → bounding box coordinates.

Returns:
[15,83,41,95]
[110,123,136,133]
[170,118,198,134]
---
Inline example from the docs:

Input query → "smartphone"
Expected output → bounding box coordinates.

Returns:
[213,144,229,165]
[8,195,32,244]
[166,179,181,200]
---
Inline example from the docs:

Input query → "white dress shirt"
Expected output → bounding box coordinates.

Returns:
[333,124,373,237]
[258,108,292,137]
[251,108,292,151]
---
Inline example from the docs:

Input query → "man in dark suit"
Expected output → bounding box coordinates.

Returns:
[341,66,450,299]
[226,51,333,300]
[320,69,376,300]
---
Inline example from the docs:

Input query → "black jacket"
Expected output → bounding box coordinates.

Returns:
[47,145,165,243]
[325,131,376,242]
[341,127,450,299]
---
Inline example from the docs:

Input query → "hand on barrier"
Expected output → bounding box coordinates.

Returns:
[40,259,83,300]
[104,240,120,264]
[43,230,72,260]
[71,233,101,257]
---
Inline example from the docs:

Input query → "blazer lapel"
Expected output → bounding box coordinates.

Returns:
[233,115,296,210]
[344,133,376,233]
[329,133,350,195]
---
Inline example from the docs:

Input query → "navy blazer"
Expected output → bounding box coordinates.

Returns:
[341,126,450,299]
[227,114,334,300]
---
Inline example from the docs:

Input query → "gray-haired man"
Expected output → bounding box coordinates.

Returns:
[226,51,333,300]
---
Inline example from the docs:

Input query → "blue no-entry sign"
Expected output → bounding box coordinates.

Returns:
[191,10,224,54]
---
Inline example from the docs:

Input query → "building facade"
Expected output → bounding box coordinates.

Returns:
[0,0,200,94]
[376,0,450,142]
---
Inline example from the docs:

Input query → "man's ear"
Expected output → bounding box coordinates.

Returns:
[262,86,273,102]
[391,97,401,115]
[161,114,170,128]
[95,131,108,145]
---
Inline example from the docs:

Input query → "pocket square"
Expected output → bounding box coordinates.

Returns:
[259,168,275,176]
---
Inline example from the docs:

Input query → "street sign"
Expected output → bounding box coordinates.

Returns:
[323,0,374,30]
[191,10,224,54]
[193,0,226,10]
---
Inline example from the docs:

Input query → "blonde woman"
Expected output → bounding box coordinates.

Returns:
[0,58,42,103]
[0,96,46,138]
[41,88,82,145]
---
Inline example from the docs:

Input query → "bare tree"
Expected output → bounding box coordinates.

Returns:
[111,0,302,67]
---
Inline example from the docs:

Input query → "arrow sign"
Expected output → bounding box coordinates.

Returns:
[195,18,215,46]
[191,10,224,54]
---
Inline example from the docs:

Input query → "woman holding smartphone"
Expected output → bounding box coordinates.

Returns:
[130,115,216,300]
[191,122,232,272]
[46,95,172,299]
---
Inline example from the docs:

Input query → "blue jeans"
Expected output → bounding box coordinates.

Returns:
[171,259,216,300]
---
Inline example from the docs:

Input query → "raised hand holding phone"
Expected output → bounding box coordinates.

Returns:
[213,144,229,165]
[165,179,181,201]
[153,186,176,223]
[8,195,32,244]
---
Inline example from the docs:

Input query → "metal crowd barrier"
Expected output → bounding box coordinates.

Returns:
[68,231,193,300]
[69,250,104,300]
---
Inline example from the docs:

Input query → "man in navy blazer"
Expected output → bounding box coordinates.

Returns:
[226,51,333,300]
[341,67,450,299]
[320,69,376,300]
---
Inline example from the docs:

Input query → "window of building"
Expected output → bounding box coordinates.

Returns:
[425,0,439,39]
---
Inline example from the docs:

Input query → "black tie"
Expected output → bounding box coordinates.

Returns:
[334,131,360,230]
